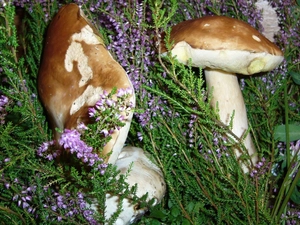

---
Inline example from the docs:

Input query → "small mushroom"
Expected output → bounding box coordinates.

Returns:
[38,3,135,164]
[104,146,166,224]
[160,16,284,172]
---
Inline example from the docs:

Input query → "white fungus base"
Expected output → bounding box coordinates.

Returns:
[89,146,166,225]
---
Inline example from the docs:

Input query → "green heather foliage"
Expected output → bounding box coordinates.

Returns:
[0,0,300,224]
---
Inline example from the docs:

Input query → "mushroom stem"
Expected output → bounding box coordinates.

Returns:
[205,69,258,172]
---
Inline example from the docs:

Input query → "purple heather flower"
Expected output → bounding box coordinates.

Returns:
[0,95,8,107]
[94,0,162,127]
[251,157,271,179]
[59,129,107,173]
[106,99,115,107]
[78,192,84,199]
[5,183,10,189]
[16,101,22,107]
[66,211,74,217]
[79,201,86,210]
[137,132,143,141]
[37,140,56,158]
[22,201,29,209]
[12,184,37,215]
[88,107,97,117]
[77,122,88,131]
[95,100,105,111]
[4,158,10,162]
[59,129,82,150]
[250,170,258,178]
[291,140,300,153]
[40,190,98,222]
[12,195,19,201]
[27,207,34,213]
[22,196,32,201]
[45,154,54,161]
[0,95,9,123]
[100,129,109,137]
[116,88,126,97]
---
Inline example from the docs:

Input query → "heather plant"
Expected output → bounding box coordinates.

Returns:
[0,2,137,224]
[0,0,300,225]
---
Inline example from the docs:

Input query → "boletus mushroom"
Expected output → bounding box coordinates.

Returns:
[160,16,284,172]
[38,3,135,164]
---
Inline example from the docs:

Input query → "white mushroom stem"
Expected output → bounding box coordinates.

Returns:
[205,69,258,172]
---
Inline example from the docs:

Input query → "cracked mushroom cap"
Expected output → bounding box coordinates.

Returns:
[160,15,284,75]
[38,3,135,164]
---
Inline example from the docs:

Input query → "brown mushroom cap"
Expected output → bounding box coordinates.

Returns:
[38,3,135,163]
[160,15,284,75]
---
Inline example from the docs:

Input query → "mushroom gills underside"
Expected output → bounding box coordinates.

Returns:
[167,41,283,75]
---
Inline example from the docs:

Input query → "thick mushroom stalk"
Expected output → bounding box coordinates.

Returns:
[38,3,135,164]
[205,69,257,171]
[160,15,284,172]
